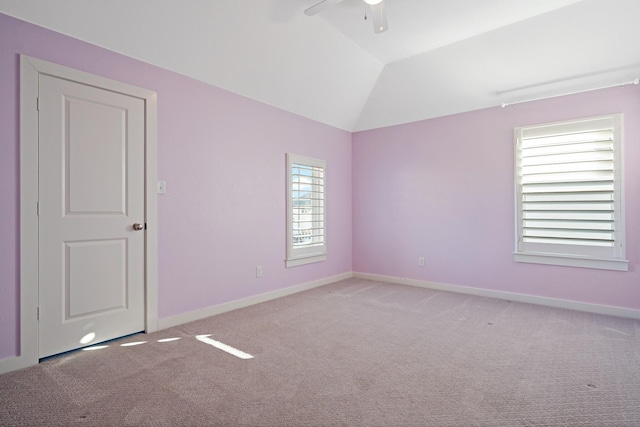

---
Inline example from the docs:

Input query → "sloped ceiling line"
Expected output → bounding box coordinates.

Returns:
[1,0,639,131]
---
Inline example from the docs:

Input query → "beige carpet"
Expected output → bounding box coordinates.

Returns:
[1,277,639,426]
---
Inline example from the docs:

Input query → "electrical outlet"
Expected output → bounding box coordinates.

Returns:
[256,265,263,278]
[418,257,425,267]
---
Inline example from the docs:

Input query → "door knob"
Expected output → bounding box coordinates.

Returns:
[133,223,144,231]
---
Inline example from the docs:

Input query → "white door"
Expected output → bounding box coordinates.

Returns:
[38,74,146,358]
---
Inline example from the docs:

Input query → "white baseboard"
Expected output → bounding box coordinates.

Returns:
[4,270,635,375]
[157,272,353,330]
[0,353,36,375]
[0,272,352,375]
[353,272,640,320]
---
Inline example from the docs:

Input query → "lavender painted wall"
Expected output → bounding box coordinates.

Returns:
[353,86,640,309]
[0,14,352,361]
[1,11,638,367]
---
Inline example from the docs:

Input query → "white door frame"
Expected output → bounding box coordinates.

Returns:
[16,55,158,371]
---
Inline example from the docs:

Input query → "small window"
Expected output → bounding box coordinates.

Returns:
[286,153,326,267]
[514,114,627,271]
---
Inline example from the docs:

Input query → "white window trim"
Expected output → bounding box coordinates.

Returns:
[514,114,628,271]
[286,153,327,268]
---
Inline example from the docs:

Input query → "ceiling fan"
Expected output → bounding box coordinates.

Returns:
[304,0,389,34]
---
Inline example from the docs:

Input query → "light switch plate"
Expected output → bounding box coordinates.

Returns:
[157,180,166,194]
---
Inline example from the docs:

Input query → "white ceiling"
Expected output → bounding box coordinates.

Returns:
[2,0,639,131]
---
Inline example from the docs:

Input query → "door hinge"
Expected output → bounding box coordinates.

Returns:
[36,97,40,111]
[37,307,39,320]
[36,201,39,216]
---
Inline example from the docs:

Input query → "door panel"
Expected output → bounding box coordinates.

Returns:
[66,97,128,215]
[65,239,127,318]
[38,74,145,358]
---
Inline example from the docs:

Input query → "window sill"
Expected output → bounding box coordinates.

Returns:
[286,254,326,268]
[514,252,628,272]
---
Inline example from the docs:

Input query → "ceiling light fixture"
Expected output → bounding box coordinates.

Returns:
[363,0,388,33]
[304,0,388,33]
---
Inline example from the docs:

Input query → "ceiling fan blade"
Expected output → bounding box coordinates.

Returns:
[369,1,389,33]
[304,0,345,16]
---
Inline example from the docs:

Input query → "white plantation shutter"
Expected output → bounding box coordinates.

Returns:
[286,154,327,267]
[515,115,627,271]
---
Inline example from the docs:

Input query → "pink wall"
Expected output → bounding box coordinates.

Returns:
[353,86,640,309]
[1,12,638,366]
[0,14,352,361]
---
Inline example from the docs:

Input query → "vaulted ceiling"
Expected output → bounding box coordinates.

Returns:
[2,0,639,131]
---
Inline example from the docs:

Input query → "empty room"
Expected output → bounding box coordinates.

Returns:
[1,0,639,425]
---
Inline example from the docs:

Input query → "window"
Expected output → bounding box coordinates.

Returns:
[286,153,326,267]
[514,114,627,271]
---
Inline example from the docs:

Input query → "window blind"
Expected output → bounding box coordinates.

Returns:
[520,119,615,247]
[515,114,627,270]
[291,163,325,249]
[286,153,327,267]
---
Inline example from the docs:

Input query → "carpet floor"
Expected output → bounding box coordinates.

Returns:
[1,277,639,426]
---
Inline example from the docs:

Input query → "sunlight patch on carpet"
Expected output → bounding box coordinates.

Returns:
[157,337,181,343]
[121,341,147,347]
[195,334,253,359]
[82,345,109,351]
